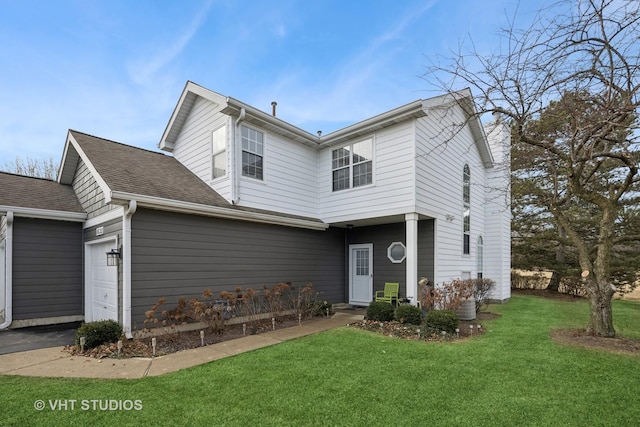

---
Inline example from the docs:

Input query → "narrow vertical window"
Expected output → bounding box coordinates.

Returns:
[463,164,471,255]
[241,125,264,180]
[477,236,484,278]
[211,126,227,179]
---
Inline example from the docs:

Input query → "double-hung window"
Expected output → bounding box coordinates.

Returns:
[463,164,471,255]
[332,138,373,191]
[241,125,264,180]
[211,126,227,179]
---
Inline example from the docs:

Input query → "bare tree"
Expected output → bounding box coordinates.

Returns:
[425,0,640,337]
[2,156,58,180]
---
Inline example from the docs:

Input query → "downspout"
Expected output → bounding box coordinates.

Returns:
[0,212,14,329]
[122,200,137,338]
[231,107,246,204]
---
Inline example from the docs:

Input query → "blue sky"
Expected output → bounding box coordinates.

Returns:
[0,0,534,168]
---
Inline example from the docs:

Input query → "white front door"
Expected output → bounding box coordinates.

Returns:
[85,239,118,322]
[349,244,373,305]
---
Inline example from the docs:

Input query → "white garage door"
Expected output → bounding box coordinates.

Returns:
[87,240,118,322]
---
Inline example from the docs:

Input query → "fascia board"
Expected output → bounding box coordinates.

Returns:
[0,205,87,222]
[110,191,329,231]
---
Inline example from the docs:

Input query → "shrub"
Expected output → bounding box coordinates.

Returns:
[395,305,422,325]
[472,278,495,313]
[425,310,459,334]
[75,320,123,350]
[419,279,474,311]
[366,301,395,321]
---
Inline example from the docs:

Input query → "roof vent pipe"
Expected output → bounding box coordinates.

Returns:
[317,130,322,137]
[271,101,277,117]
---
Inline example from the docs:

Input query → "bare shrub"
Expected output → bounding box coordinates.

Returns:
[419,279,474,312]
[472,278,495,313]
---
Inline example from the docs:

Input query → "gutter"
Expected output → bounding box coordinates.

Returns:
[231,107,246,204]
[122,200,137,338]
[0,206,86,222]
[109,191,329,231]
[0,212,14,329]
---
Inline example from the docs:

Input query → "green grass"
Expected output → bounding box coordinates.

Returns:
[1,295,639,426]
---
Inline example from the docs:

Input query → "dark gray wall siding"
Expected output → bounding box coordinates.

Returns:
[130,208,345,328]
[348,219,435,299]
[12,217,83,320]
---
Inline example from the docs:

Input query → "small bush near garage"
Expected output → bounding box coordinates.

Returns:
[75,320,123,350]
[425,310,459,334]
[395,305,422,325]
[366,302,395,321]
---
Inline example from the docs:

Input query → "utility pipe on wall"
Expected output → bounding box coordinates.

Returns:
[231,107,246,204]
[122,200,137,338]
[0,212,14,329]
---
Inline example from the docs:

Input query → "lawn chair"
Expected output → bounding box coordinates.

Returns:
[375,282,400,306]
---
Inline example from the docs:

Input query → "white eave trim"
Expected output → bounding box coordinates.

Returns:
[0,206,87,222]
[66,132,114,202]
[109,191,329,231]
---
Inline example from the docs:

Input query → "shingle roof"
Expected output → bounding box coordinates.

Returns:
[70,130,231,207]
[69,130,324,225]
[0,172,85,213]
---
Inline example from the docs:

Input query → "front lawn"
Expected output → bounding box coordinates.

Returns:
[1,295,639,426]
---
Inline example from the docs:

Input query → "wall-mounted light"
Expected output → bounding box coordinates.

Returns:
[106,246,122,266]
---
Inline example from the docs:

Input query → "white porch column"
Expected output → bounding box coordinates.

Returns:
[405,213,419,305]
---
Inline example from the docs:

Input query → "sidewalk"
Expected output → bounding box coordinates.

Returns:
[0,312,363,379]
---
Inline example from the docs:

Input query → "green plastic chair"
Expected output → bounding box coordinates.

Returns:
[375,282,400,305]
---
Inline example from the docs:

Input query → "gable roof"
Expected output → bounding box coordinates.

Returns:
[159,81,493,166]
[0,172,86,221]
[58,130,327,230]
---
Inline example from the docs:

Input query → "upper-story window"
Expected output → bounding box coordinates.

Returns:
[241,125,264,180]
[463,164,471,255]
[211,126,227,179]
[332,138,373,191]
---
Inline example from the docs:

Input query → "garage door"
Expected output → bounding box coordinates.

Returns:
[87,240,118,322]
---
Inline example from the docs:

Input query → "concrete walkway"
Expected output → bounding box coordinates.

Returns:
[0,312,363,379]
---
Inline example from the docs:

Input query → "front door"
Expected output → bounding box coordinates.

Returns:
[349,244,373,305]
[85,239,118,322]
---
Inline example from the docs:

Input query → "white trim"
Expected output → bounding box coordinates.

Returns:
[211,125,228,181]
[122,200,136,338]
[0,212,13,329]
[67,132,113,204]
[387,241,406,263]
[109,191,329,231]
[83,206,125,229]
[0,205,86,222]
[349,243,373,305]
[405,213,419,305]
[84,235,119,324]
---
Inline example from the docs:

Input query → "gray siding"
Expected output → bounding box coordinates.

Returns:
[129,208,345,328]
[12,217,83,320]
[72,159,116,218]
[348,220,435,299]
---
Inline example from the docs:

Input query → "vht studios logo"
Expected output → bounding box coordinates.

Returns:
[34,399,143,411]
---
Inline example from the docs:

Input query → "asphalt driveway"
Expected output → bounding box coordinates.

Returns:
[0,323,79,355]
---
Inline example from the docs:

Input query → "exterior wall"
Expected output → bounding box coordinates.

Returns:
[483,121,512,301]
[129,208,345,329]
[415,107,488,285]
[72,159,116,218]
[171,97,233,201]
[348,219,434,300]
[11,217,83,320]
[319,121,416,224]
[236,123,319,218]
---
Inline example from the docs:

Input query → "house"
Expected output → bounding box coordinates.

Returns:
[0,81,510,335]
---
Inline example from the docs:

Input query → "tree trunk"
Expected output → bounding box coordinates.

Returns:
[586,280,615,337]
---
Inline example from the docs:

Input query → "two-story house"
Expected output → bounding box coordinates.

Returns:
[0,81,510,334]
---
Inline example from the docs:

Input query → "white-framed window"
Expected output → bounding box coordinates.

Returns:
[211,126,227,179]
[387,242,406,263]
[463,164,471,255]
[241,125,264,180]
[332,138,373,191]
[477,236,484,278]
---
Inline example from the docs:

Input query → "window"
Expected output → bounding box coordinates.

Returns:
[241,125,264,180]
[211,126,227,179]
[332,138,373,191]
[463,164,471,255]
[477,236,484,278]
[387,242,406,263]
